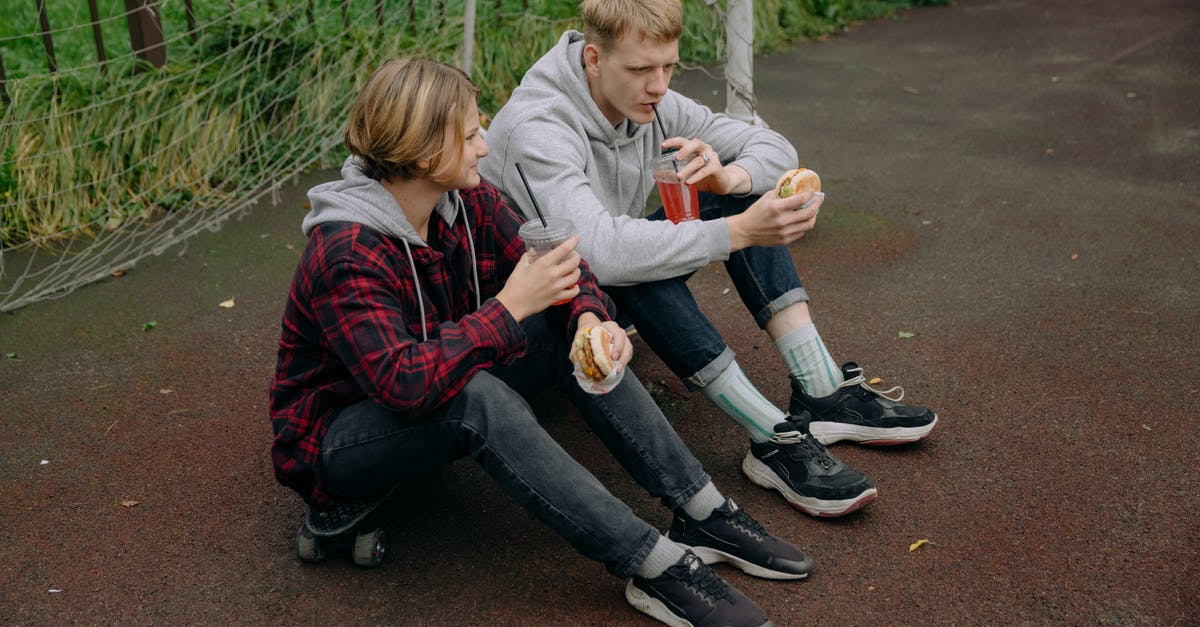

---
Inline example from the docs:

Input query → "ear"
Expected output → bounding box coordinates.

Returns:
[582,43,601,77]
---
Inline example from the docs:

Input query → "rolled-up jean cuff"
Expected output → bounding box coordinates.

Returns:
[662,472,715,512]
[685,346,737,390]
[753,287,810,329]
[614,528,664,580]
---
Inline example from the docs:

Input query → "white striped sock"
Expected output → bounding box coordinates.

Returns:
[775,324,843,398]
[699,360,788,443]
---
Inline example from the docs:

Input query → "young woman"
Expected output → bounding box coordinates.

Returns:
[269,56,808,627]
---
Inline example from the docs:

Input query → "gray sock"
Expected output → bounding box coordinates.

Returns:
[679,481,725,521]
[635,535,687,579]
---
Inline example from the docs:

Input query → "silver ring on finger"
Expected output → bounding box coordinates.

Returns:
[701,152,711,163]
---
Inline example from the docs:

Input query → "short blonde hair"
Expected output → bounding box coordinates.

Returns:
[581,0,682,50]
[344,57,479,182]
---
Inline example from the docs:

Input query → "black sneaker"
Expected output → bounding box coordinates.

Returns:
[791,362,938,446]
[742,415,878,517]
[625,551,772,627]
[668,498,813,580]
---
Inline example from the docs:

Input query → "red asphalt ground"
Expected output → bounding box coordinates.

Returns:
[3,0,1198,624]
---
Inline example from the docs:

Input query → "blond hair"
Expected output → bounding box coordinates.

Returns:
[344,57,479,182]
[581,0,682,49]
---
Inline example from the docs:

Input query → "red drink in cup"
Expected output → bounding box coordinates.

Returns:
[651,152,700,223]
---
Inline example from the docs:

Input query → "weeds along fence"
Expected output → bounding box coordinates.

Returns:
[0,0,937,312]
[0,0,580,312]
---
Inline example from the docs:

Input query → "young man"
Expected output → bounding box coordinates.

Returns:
[480,0,937,518]
[271,57,809,627]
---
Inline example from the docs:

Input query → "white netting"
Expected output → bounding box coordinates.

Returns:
[0,0,750,312]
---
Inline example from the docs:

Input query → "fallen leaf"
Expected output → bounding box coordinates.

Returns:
[120,500,140,508]
[868,585,876,592]
[903,86,920,94]
[1142,424,1152,431]
[5,352,18,359]
[160,389,173,394]
[1070,253,1079,260]
[909,538,930,552]
[219,298,236,309]
[40,460,49,465]
[1045,148,1056,156]
[869,377,883,385]
[110,268,127,278]
[898,331,915,339]
[721,288,731,295]
[142,321,157,331]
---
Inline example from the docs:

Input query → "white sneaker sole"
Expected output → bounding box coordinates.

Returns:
[625,581,774,627]
[684,545,810,580]
[741,453,878,517]
[810,414,938,446]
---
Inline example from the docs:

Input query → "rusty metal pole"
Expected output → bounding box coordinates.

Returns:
[124,0,167,70]
[36,0,58,75]
[87,0,109,75]
[0,50,10,105]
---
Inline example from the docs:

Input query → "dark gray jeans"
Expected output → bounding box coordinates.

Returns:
[319,314,711,579]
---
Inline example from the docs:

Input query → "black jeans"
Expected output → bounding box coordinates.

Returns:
[319,314,710,579]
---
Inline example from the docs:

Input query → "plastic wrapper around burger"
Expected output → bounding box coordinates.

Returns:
[569,326,626,395]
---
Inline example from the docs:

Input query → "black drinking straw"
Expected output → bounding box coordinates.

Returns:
[514,162,548,228]
[650,103,680,170]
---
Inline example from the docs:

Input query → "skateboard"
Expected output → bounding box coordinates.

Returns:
[295,491,392,568]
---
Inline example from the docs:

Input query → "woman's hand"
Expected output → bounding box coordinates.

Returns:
[496,235,582,321]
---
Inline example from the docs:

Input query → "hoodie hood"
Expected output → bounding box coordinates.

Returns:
[529,31,649,152]
[303,156,480,342]
[302,156,462,244]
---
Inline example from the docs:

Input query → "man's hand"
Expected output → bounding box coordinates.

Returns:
[575,313,633,370]
[496,235,582,321]
[726,189,824,251]
[660,137,751,196]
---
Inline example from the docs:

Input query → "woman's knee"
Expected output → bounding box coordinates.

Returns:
[454,372,539,438]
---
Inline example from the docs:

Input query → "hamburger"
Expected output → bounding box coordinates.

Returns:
[775,168,821,199]
[574,326,615,382]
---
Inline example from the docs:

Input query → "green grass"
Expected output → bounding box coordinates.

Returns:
[0,0,947,248]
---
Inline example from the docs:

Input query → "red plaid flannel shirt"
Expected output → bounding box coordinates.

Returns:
[269,181,613,506]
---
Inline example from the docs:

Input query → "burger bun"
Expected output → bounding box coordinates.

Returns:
[575,326,615,382]
[775,168,821,199]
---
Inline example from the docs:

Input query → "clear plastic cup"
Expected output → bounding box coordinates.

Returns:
[518,216,576,305]
[651,151,700,223]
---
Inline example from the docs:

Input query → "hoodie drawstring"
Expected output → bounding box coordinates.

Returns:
[400,239,429,343]
[400,194,481,344]
[457,193,482,311]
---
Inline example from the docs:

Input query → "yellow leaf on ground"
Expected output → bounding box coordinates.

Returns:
[219,298,236,309]
[869,377,883,385]
[909,538,930,552]
[120,500,140,508]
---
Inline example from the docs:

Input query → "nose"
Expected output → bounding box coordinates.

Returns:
[477,134,490,157]
[647,68,670,96]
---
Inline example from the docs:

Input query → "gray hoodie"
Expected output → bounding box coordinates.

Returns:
[479,30,798,286]
[303,156,480,340]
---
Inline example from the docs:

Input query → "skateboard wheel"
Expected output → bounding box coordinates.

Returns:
[352,528,386,568]
[295,525,326,563]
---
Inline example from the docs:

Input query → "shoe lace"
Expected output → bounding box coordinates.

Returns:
[727,506,768,540]
[683,555,730,602]
[844,372,905,402]
[773,426,837,470]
